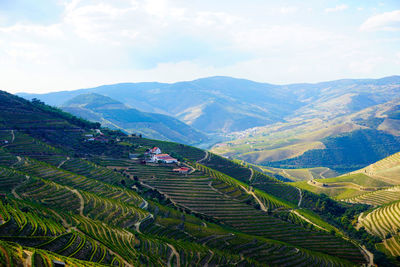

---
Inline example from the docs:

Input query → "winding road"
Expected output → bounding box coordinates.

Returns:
[240,185,268,212]
[197,151,209,163]
[10,130,15,143]
[248,168,254,183]
[57,157,70,168]
[167,244,181,267]
[296,187,302,208]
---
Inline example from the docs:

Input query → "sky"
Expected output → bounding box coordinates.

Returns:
[0,0,400,93]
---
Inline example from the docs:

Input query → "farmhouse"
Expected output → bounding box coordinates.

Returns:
[151,153,178,163]
[150,147,161,154]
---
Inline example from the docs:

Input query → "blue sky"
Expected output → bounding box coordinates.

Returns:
[0,0,399,93]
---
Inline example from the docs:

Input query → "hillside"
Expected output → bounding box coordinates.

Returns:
[211,78,400,169]
[213,101,400,171]
[291,151,400,260]
[292,150,400,198]
[0,90,380,266]
[349,151,400,184]
[269,129,400,172]
[19,76,303,134]
[62,93,209,145]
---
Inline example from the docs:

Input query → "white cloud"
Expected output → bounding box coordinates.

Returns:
[231,25,342,53]
[194,11,242,28]
[348,57,384,74]
[0,0,399,93]
[360,10,400,31]
[280,6,297,15]
[325,4,348,13]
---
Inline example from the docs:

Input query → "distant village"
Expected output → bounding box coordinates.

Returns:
[82,131,190,174]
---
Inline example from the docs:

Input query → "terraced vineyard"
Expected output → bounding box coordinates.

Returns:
[343,186,400,206]
[358,200,400,238]
[0,91,378,266]
[14,157,143,207]
[351,151,400,184]
[251,170,301,205]
[118,160,364,264]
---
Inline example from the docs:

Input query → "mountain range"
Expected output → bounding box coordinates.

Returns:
[61,93,208,145]
[19,75,400,172]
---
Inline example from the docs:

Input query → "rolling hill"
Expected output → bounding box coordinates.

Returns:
[290,151,400,259]
[212,96,400,172]
[61,93,209,145]
[0,90,379,266]
[19,76,303,134]
[293,151,400,200]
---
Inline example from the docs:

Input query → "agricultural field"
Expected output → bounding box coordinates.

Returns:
[350,151,400,185]
[0,90,386,266]
[257,166,338,182]
[295,171,395,200]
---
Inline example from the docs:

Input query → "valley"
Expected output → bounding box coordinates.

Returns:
[0,90,382,266]
[0,76,399,266]
[3,0,400,265]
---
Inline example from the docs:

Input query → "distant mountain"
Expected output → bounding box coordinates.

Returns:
[268,129,400,172]
[19,75,400,136]
[213,96,400,171]
[18,75,400,165]
[18,76,303,134]
[61,93,209,145]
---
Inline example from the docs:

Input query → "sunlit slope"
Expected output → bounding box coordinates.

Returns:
[212,95,400,171]
[293,151,400,200]
[349,151,400,184]
[0,90,365,266]
[253,165,338,182]
[62,93,209,145]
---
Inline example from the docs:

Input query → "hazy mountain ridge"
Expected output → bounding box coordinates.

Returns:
[62,93,209,145]
[212,90,400,170]
[19,75,400,135]
[18,76,303,133]
[19,75,400,170]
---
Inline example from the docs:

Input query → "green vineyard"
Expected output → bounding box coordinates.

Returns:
[0,91,374,266]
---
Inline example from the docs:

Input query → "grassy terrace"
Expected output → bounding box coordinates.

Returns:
[357,199,400,258]
[343,187,400,206]
[358,200,400,238]
[381,234,400,257]
[141,205,351,266]
[4,131,64,156]
[0,200,65,238]
[0,239,109,267]
[251,170,300,205]
[61,158,129,186]
[127,163,204,180]
[202,153,252,183]
[14,158,143,207]
[81,191,148,229]
[0,200,121,265]
[353,151,400,184]
[73,214,140,265]
[316,173,391,188]
[17,178,81,213]
[0,149,18,166]
[133,164,364,264]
